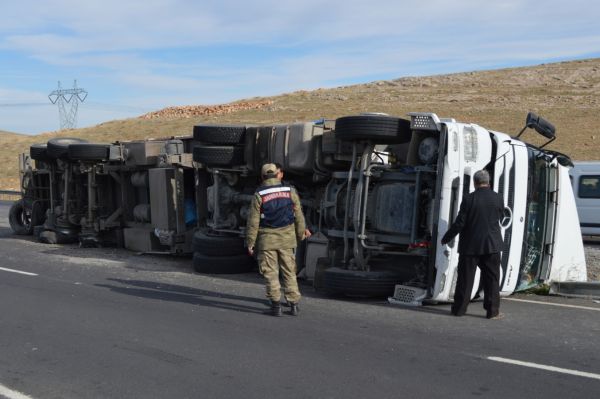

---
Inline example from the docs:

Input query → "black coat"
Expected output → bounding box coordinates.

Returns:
[441,187,504,255]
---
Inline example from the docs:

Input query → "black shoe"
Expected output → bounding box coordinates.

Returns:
[487,312,505,320]
[270,301,282,317]
[451,306,463,316]
[289,303,299,316]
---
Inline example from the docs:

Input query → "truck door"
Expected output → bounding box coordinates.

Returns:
[491,134,527,295]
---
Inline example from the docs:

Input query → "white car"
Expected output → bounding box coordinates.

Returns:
[570,161,600,236]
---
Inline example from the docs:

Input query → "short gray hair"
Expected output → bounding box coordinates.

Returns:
[474,170,490,186]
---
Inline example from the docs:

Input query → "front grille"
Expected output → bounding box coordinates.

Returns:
[388,285,427,306]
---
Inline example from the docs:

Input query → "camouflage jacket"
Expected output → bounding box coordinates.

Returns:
[246,178,306,250]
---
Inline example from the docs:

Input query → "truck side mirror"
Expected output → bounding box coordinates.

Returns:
[526,112,556,139]
[516,112,556,148]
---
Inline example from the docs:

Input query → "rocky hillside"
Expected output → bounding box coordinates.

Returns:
[139,100,273,119]
[1,58,599,190]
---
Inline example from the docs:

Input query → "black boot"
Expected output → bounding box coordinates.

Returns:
[289,302,299,316]
[270,301,282,317]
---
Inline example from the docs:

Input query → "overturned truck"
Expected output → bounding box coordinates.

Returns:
[10,112,587,304]
[192,112,587,303]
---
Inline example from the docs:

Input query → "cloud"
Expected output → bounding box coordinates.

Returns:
[0,87,48,103]
[1,0,599,133]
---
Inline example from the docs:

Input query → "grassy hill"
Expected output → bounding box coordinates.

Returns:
[1,58,599,190]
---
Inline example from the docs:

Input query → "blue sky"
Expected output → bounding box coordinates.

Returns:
[1,0,599,134]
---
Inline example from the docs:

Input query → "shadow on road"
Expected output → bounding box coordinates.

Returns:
[0,225,37,240]
[387,302,489,319]
[95,278,271,315]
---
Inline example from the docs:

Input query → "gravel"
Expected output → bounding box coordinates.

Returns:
[584,237,600,281]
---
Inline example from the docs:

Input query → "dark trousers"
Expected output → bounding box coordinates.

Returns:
[451,253,501,318]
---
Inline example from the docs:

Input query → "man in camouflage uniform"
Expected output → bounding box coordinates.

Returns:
[246,163,311,316]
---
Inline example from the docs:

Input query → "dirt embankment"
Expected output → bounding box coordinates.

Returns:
[139,100,273,119]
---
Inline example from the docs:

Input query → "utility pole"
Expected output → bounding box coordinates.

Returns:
[48,80,88,130]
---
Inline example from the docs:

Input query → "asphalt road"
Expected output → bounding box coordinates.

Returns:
[1,201,599,399]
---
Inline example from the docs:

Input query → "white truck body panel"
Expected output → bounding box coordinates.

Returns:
[548,164,588,282]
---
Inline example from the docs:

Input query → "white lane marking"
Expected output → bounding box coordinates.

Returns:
[488,356,600,381]
[505,298,600,312]
[0,382,36,399]
[0,267,38,276]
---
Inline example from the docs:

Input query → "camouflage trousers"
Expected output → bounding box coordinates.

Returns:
[257,248,301,303]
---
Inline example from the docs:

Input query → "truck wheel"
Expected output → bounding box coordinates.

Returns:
[47,138,88,159]
[192,252,255,274]
[334,115,412,143]
[30,143,50,161]
[192,228,247,256]
[9,199,33,235]
[68,143,111,161]
[193,145,245,166]
[193,125,247,145]
[322,267,404,297]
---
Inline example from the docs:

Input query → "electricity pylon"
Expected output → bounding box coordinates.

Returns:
[48,80,88,130]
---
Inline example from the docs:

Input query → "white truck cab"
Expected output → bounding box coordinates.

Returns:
[410,113,587,303]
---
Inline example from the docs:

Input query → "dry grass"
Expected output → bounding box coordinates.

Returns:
[1,58,599,190]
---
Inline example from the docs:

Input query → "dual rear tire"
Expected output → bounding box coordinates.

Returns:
[192,228,254,274]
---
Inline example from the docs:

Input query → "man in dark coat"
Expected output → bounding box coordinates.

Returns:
[441,169,505,319]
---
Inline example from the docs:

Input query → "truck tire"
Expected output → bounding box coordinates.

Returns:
[192,252,255,274]
[193,125,247,145]
[30,143,50,161]
[47,138,88,159]
[322,267,404,297]
[193,145,245,166]
[192,228,246,256]
[334,115,412,143]
[68,143,111,161]
[9,199,33,235]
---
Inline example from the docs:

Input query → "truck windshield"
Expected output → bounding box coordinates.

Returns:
[517,148,549,290]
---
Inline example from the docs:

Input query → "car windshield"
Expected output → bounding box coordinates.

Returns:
[517,148,549,290]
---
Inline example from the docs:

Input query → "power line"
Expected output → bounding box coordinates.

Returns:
[48,80,87,130]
